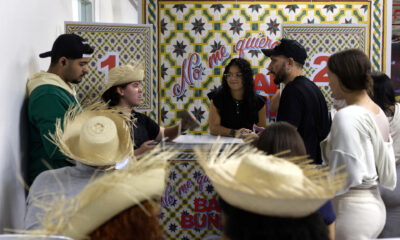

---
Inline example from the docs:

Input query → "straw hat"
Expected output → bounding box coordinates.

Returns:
[49,103,133,166]
[195,144,346,217]
[103,63,144,94]
[27,148,176,239]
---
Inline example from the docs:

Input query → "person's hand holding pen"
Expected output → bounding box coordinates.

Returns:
[234,128,252,138]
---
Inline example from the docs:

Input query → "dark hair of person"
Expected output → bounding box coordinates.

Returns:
[370,72,396,117]
[255,121,306,157]
[101,83,130,107]
[89,201,162,240]
[221,58,256,103]
[294,61,303,69]
[218,197,329,240]
[50,56,63,66]
[50,56,79,66]
[327,48,373,94]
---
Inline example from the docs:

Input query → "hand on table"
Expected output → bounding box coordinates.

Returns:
[234,128,252,139]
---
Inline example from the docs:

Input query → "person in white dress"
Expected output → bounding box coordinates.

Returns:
[321,49,396,240]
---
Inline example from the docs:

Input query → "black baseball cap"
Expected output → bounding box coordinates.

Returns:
[262,38,307,65]
[39,34,94,59]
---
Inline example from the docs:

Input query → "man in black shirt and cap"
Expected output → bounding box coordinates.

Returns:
[262,38,331,165]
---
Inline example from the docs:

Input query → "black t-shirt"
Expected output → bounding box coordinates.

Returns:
[208,88,266,130]
[277,76,331,164]
[131,110,160,149]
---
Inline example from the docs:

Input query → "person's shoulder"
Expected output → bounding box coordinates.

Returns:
[207,87,224,101]
[29,85,71,102]
[133,110,149,120]
[334,105,367,126]
[395,102,400,111]
[133,111,157,125]
[281,80,302,97]
[254,93,266,104]
[291,76,319,89]
[30,167,70,190]
[30,84,64,94]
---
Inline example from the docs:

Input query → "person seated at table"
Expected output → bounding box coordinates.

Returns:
[101,63,196,156]
[25,103,133,230]
[255,121,336,240]
[207,58,267,138]
[195,143,345,240]
[25,149,171,240]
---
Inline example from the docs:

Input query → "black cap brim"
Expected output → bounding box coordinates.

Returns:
[39,51,52,58]
[262,49,275,57]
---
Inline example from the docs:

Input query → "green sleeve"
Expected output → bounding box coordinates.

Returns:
[30,94,72,165]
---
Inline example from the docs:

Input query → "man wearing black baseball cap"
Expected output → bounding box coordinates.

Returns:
[262,38,331,165]
[26,33,94,184]
[262,38,334,238]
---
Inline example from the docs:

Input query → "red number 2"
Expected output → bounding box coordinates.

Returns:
[310,53,329,83]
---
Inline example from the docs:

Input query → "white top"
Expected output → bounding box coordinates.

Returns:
[321,105,396,196]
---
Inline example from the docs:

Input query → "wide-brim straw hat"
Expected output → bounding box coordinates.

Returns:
[49,103,133,166]
[25,148,176,239]
[102,63,144,94]
[195,143,346,218]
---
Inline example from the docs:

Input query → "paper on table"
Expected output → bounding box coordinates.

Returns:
[172,134,243,144]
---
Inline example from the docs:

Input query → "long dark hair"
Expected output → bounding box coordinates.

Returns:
[255,122,306,157]
[221,58,255,103]
[371,72,396,117]
[327,49,373,94]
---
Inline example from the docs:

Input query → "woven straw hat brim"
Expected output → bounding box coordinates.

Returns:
[194,143,346,218]
[212,176,328,217]
[50,104,133,167]
[102,64,144,95]
[63,167,165,239]
[25,148,177,240]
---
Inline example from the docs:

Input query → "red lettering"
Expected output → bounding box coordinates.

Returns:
[100,54,116,70]
[270,41,279,49]
[254,73,277,94]
[181,214,193,228]
[208,45,228,68]
[235,39,245,59]
[178,181,192,196]
[254,73,278,118]
[312,56,329,83]
[195,214,207,228]
[208,199,221,212]
[173,53,204,97]
[194,198,221,212]
[208,213,221,229]
[259,37,269,49]
[181,213,222,230]
[310,53,330,83]
[195,198,208,212]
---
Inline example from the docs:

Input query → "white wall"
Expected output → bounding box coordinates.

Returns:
[0,0,138,233]
[0,0,74,232]
[94,0,138,24]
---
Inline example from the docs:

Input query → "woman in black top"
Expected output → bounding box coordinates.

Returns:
[208,58,266,138]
